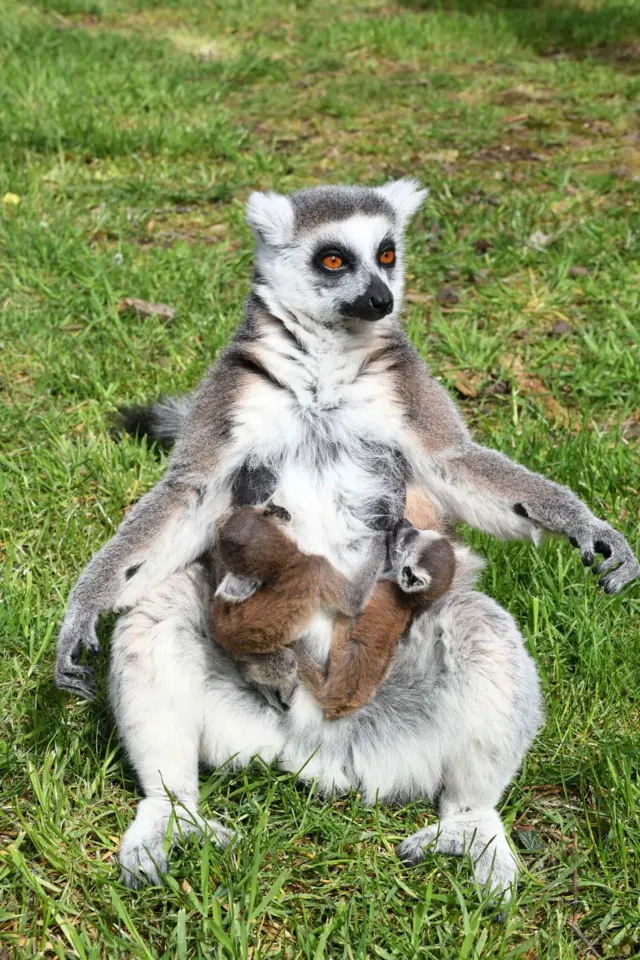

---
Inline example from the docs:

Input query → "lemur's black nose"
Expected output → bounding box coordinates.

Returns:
[340,275,394,322]
[370,290,393,316]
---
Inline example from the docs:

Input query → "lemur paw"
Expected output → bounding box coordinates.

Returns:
[242,650,299,707]
[55,614,101,698]
[570,522,639,594]
[215,572,260,603]
[118,799,233,889]
[398,812,518,901]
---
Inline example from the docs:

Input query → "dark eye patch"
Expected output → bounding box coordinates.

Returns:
[377,236,396,266]
[313,244,356,275]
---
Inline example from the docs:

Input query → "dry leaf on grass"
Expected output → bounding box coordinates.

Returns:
[548,319,573,337]
[510,356,569,424]
[452,374,479,398]
[438,285,460,306]
[621,418,640,440]
[405,290,433,305]
[483,379,510,396]
[118,298,176,322]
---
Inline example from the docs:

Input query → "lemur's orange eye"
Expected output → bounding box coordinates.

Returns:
[379,248,395,266]
[322,253,343,270]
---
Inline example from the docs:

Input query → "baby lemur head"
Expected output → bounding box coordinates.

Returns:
[245,179,428,332]
[217,503,293,581]
[388,519,456,604]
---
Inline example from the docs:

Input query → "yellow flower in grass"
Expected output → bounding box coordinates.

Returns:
[2,192,21,206]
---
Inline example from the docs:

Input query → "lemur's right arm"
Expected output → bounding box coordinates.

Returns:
[56,473,224,696]
[55,358,240,698]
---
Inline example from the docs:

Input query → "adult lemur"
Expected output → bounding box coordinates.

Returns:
[55,180,638,894]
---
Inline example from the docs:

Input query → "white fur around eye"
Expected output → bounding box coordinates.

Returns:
[252,211,407,330]
[377,178,428,224]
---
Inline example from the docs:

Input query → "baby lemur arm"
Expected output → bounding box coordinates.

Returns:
[401,350,639,595]
[297,531,457,720]
[296,581,409,719]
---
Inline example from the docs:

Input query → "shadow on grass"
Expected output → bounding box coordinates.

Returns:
[399,0,640,65]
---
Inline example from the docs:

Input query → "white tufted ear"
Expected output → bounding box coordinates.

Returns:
[245,190,294,246]
[377,178,428,224]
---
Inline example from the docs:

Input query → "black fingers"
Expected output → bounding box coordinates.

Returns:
[593,539,612,560]
[55,661,96,699]
[567,525,638,593]
[598,561,640,595]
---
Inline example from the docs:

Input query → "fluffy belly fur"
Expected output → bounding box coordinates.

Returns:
[112,562,541,806]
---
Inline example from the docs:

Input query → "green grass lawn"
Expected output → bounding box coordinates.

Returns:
[1,0,639,955]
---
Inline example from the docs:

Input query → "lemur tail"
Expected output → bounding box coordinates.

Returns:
[117,394,194,446]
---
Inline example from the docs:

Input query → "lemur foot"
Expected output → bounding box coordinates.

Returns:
[241,649,299,708]
[215,572,260,603]
[118,798,232,889]
[398,809,518,901]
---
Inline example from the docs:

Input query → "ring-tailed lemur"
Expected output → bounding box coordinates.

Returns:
[55,180,638,895]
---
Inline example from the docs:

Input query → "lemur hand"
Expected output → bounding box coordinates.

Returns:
[569,519,639,594]
[55,605,101,699]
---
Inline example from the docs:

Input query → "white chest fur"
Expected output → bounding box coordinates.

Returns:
[231,322,406,575]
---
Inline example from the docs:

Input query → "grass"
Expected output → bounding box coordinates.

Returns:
[1,0,639,955]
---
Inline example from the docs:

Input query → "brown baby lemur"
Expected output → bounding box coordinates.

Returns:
[210,503,456,719]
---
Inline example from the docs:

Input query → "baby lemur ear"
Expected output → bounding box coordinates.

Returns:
[376,178,428,225]
[245,191,295,246]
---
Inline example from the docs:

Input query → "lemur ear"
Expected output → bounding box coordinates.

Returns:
[245,191,294,246]
[377,178,428,225]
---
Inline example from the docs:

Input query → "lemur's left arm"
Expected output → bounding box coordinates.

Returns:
[401,355,639,594]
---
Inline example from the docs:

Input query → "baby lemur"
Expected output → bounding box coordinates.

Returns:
[211,505,455,719]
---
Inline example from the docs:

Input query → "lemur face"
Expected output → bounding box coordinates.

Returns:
[388,519,451,594]
[245,180,427,331]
